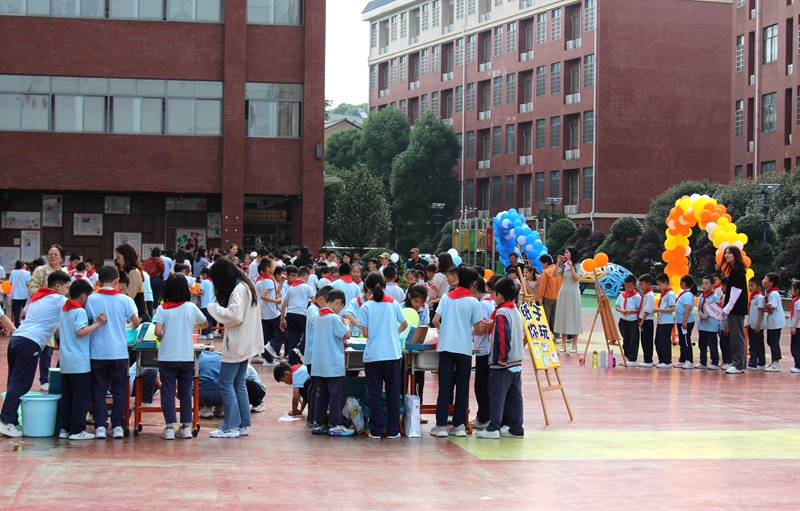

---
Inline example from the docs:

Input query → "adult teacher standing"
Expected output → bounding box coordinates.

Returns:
[720,246,748,374]
[553,246,583,353]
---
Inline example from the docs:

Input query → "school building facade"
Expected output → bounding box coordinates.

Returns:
[0,0,325,264]
[730,0,800,179]
[363,0,732,233]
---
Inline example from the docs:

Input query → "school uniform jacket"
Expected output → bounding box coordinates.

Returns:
[490,304,524,369]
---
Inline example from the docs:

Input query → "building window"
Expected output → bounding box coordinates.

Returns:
[391,15,398,40]
[421,49,429,76]
[491,126,501,155]
[370,65,377,89]
[494,26,503,57]
[506,73,516,104]
[735,35,745,73]
[467,35,477,63]
[468,0,476,15]
[535,118,546,149]
[0,0,227,22]
[523,129,532,154]
[735,100,744,137]
[110,0,161,20]
[493,76,502,106]
[584,54,595,88]
[399,56,407,82]
[537,13,547,44]
[431,91,439,116]
[550,116,560,148]
[582,167,593,200]
[422,2,429,30]
[421,93,429,112]
[371,23,378,47]
[761,160,776,175]
[246,0,301,25]
[492,177,502,207]
[432,46,440,73]
[400,11,408,38]
[466,179,474,207]
[551,62,561,95]
[432,0,440,26]
[466,130,475,158]
[246,82,302,138]
[583,110,594,144]
[53,95,107,133]
[523,178,531,206]
[536,66,546,96]
[549,170,560,198]
[455,85,464,113]
[764,24,778,64]
[505,175,514,205]
[762,92,777,132]
[535,172,545,202]
[734,165,743,179]
[456,38,465,67]
[584,0,595,31]
[506,124,515,154]
[507,22,517,53]
[466,82,476,110]
[797,87,800,125]
[736,0,744,6]
[399,98,406,114]
[390,59,397,84]
[551,8,562,41]
[457,0,464,18]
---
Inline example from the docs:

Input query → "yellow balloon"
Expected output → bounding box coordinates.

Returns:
[725,223,736,233]
[727,232,738,244]
[746,268,754,282]
[676,236,690,248]
[665,238,677,250]
[739,233,748,244]
[717,216,729,227]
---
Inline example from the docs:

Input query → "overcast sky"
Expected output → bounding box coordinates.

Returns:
[325,1,370,106]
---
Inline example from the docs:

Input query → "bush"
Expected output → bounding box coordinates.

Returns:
[610,216,643,240]
[595,216,642,268]
[545,218,577,255]
[774,234,800,286]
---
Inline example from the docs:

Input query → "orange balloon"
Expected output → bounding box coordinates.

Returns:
[1,281,10,293]
[582,259,597,273]
[700,210,712,223]
[704,202,715,212]
[710,213,720,223]
[743,256,751,267]
[593,253,609,268]
[715,253,723,264]
[723,214,732,223]
[668,228,680,236]
[483,269,494,279]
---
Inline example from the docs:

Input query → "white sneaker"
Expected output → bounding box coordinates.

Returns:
[386,432,401,439]
[162,426,175,440]
[59,428,69,439]
[682,361,693,369]
[430,425,449,437]
[40,383,49,392]
[693,363,706,369]
[475,429,500,439]
[209,428,239,438]
[757,365,766,371]
[764,362,781,372]
[206,334,215,340]
[251,403,265,413]
[500,428,524,438]
[175,426,193,439]
[469,419,490,430]
[95,426,107,439]
[327,425,354,437]
[112,426,124,439]
[655,363,671,369]
[199,406,214,419]
[500,425,510,435]
[639,362,654,368]
[0,422,22,438]
[708,365,720,370]
[720,363,731,370]
[68,431,95,440]
[626,360,638,367]
[238,428,249,437]
[448,424,467,437]
[672,362,683,368]
[558,344,567,353]
[726,366,744,374]
[790,367,800,373]
[264,344,280,360]
[261,359,277,367]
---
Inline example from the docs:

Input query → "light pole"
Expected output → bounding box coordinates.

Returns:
[431,202,445,234]
[545,197,563,224]
[753,183,779,243]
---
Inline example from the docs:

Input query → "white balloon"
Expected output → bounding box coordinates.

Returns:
[706,222,717,235]
[668,220,676,230]
[685,246,691,257]
[448,248,458,258]
[719,241,730,251]
[733,241,744,250]
[690,194,700,202]
[501,219,511,228]
[390,253,399,263]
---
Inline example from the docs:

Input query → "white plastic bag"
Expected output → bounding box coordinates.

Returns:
[344,397,365,433]
[402,394,421,438]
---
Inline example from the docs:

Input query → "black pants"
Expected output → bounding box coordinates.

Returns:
[39,345,53,385]
[487,368,524,435]
[720,330,732,365]
[91,359,128,429]
[61,372,92,434]
[747,328,766,367]
[202,308,217,336]
[436,351,471,428]
[131,368,158,402]
[0,336,40,425]
[365,359,402,436]
[678,322,694,363]
[262,318,281,363]
[655,324,673,364]
[307,369,317,422]
[640,320,654,364]
[697,330,719,366]
[791,330,800,369]
[474,355,490,423]
[766,329,782,361]
[150,275,163,305]
[158,361,194,425]
[285,313,306,365]
[314,375,345,427]
[11,299,26,328]
[619,319,640,362]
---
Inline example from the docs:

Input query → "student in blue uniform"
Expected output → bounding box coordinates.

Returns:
[431,267,484,438]
[789,281,800,373]
[358,271,408,439]
[383,265,406,303]
[675,275,697,369]
[747,278,767,370]
[403,284,430,410]
[696,276,721,369]
[86,266,140,440]
[304,285,331,426]
[637,274,656,368]
[615,275,642,366]
[58,279,107,440]
[153,274,208,440]
[256,259,281,365]
[331,263,361,306]
[199,267,217,340]
[763,273,786,372]
[274,361,311,416]
[0,272,70,438]
[279,266,315,365]
[469,276,495,430]
[653,273,676,369]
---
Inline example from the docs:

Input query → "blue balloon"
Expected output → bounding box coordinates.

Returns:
[533,240,543,250]
[509,208,518,216]
[452,255,462,266]
[541,246,548,253]
[531,231,540,240]
[526,234,535,244]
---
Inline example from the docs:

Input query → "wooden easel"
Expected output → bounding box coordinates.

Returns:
[582,269,626,367]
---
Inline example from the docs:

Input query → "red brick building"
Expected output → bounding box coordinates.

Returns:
[364,0,731,233]
[0,0,324,264]
[731,0,800,179]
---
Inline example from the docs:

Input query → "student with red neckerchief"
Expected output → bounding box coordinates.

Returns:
[615,275,642,366]
[762,272,786,372]
[279,266,315,366]
[747,277,767,370]
[255,259,281,365]
[675,275,697,370]
[637,274,656,368]
[696,276,721,369]
[788,281,800,373]
[653,273,677,368]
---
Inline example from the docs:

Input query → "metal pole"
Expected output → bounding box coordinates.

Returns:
[762,193,768,244]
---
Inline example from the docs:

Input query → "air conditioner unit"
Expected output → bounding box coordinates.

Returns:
[443,25,454,35]
[483,160,491,168]
[519,155,532,165]
[478,110,491,120]
[379,89,389,97]
[520,0,531,9]
[789,64,794,76]
[444,118,454,125]
[519,156,526,165]
[748,141,754,152]
[479,12,492,23]
[380,46,389,55]
[478,160,486,169]
[519,207,532,216]
[575,38,582,48]
[566,94,574,105]
[790,134,793,144]
[479,62,492,72]
[573,92,581,103]
[519,103,529,113]
[477,209,490,218]
[564,205,579,215]
[410,35,419,44]
[442,73,449,81]
[410,81,420,90]
[567,40,575,50]
[749,75,755,86]
[750,8,755,19]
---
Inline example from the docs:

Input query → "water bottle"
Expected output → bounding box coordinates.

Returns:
[579,355,585,367]
[592,351,598,368]
[600,350,606,368]
[608,349,614,368]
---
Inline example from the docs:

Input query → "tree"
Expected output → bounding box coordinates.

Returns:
[323,162,348,244]
[329,102,368,116]
[735,214,779,280]
[434,220,454,255]
[629,227,664,277]
[536,206,567,224]
[643,180,719,232]
[711,177,758,222]
[774,234,800,286]
[545,218,576,255]
[563,225,606,261]
[324,98,333,120]
[360,107,411,189]
[390,111,461,244]
[331,164,392,248]
[595,216,643,267]
[324,128,362,170]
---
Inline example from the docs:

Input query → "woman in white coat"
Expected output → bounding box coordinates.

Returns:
[207,258,264,438]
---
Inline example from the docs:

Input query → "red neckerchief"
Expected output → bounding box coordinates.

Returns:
[792,296,800,320]
[677,290,692,303]
[339,275,353,284]
[291,364,303,374]
[321,276,332,283]
[97,288,121,295]
[370,295,394,303]
[638,289,653,316]
[30,288,57,302]
[162,301,186,310]
[356,296,363,307]
[318,307,335,316]
[86,269,95,278]
[72,273,85,279]
[490,300,515,321]
[447,287,473,299]
[291,280,305,287]
[353,278,362,285]
[62,300,83,311]
[748,289,762,309]
[256,272,269,282]
[203,276,212,281]
[311,300,320,308]
[621,289,637,310]
[698,291,714,313]
[767,286,780,297]
[713,284,722,292]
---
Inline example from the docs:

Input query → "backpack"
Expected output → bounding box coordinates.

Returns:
[143,257,162,278]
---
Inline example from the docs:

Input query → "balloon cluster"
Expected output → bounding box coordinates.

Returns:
[446,248,463,266]
[580,252,609,273]
[663,194,753,289]
[493,209,548,271]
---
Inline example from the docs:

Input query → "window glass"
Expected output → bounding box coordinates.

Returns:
[28,0,50,15]
[0,75,21,92]
[0,94,22,130]
[246,83,303,100]
[110,79,137,96]
[168,0,196,20]
[110,0,137,18]
[52,0,79,17]
[167,98,195,134]
[82,0,105,17]
[195,81,223,98]
[141,98,164,133]
[195,99,221,134]
[54,95,83,132]
[80,77,108,95]
[83,96,106,132]
[140,0,164,18]
[21,75,49,93]
[113,97,140,132]
[52,77,81,94]
[0,0,25,14]
[168,80,194,97]
[247,0,302,25]
[197,0,221,21]
[20,94,50,130]
[138,79,166,97]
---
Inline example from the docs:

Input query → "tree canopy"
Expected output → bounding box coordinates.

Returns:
[361,107,411,189]
[325,128,362,171]
[330,164,392,248]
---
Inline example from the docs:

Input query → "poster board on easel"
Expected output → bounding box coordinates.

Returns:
[581,268,626,367]
[518,300,574,425]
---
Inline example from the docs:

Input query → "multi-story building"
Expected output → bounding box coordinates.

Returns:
[731,0,800,179]
[0,0,324,263]
[364,0,731,233]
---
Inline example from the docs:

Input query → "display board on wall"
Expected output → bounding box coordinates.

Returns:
[176,229,206,248]
[73,214,103,236]
[0,247,20,273]
[114,232,141,258]
[166,197,207,211]
[1,212,41,230]
[105,196,131,215]
[42,195,63,227]
[141,244,164,258]
[21,230,40,261]
[207,213,221,239]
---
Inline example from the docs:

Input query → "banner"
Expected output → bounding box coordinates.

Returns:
[114,232,141,258]
[1,211,41,229]
[105,196,131,215]
[42,195,62,227]
[74,213,103,236]
[21,230,40,260]
[0,247,20,273]
[518,300,560,369]
[207,213,221,239]
[176,229,206,248]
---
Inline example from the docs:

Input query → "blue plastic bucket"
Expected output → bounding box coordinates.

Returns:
[1,391,42,426]
[19,394,61,437]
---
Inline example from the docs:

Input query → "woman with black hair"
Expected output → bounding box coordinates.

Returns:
[116,242,147,320]
[427,252,455,312]
[554,246,583,353]
[293,246,313,268]
[206,258,264,438]
[720,246,749,374]
[193,248,209,278]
